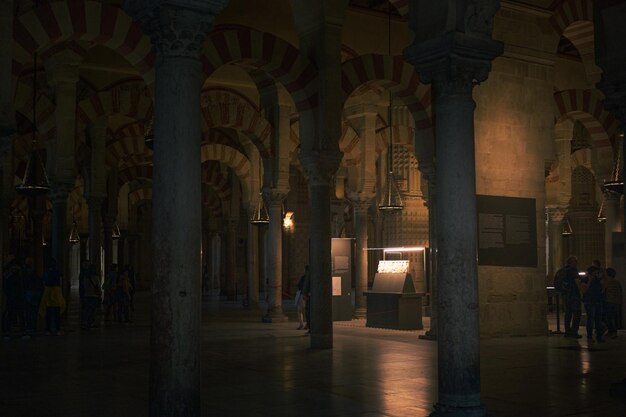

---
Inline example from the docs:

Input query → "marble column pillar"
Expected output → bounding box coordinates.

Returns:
[405,5,502,411]
[247,211,260,310]
[87,196,104,279]
[103,215,114,271]
[225,221,237,299]
[30,198,45,276]
[352,201,369,318]
[124,3,225,415]
[301,154,342,349]
[547,209,566,275]
[604,193,621,266]
[262,189,288,322]
[50,183,72,300]
[421,171,438,340]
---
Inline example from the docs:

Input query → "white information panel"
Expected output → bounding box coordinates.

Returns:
[332,276,342,296]
[377,260,410,274]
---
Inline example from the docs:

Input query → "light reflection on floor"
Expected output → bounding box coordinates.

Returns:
[0,295,624,417]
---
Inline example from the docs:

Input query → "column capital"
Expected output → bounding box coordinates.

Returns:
[262,187,289,206]
[86,194,106,208]
[125,1,227,61]
[44,50,82,86]
[50,182,73,203]
[404,7,503,89]
[547,207,567,223]
[299,150,343,187]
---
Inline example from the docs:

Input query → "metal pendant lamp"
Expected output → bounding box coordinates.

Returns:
[250,160,269,225]
[561,216,573,237]
[16,51,51,197]
[68,220,80,244]
[378,93,404,211]
[250,192,269,225]
[604,130,624,194]
[597,194,607,223]
[112,223,121,239]
[378,5,403,212]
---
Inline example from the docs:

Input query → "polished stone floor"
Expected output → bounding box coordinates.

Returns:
[1,293,625,417]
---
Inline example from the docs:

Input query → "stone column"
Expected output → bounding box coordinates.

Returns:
[547,208,566,277]
[421,170,438,340]
[102,214,114,271]
[247,208,260,310]
[87,196,104,279]
[30,198,45,276]
[604,193,621,266]
[262,189,288,322]
[125,2,225,416]
[405,2,502,413]
[301,154,342,348]
[352,200,370,318]
[50,183,72,299]
[225,221,237,299]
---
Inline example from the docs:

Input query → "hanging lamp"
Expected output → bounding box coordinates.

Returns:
[378,5,403,212]
[144,117,154,150]
[250,192,270,225]
[250,161,269,225]
[16,51,50,196]
[604,130,624,194]
[597,194,607,223]
[68,220,80,244]
[561,216,573,237]
[112,223,121,239]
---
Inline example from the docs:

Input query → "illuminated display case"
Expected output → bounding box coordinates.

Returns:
[365,260,423,330]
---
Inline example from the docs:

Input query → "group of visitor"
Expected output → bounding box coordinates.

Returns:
[2,257,66,338]
[80,263,135,329]
[1,257,136,338]
[556,256,623,342]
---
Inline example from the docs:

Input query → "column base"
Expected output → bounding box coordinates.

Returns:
[419,329,437,341]
[353,307,366,319]
[310,333,333,349]
[430,403,487,417]
[261,310,288,323]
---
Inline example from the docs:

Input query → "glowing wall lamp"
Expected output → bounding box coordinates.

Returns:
[283,211,294,230]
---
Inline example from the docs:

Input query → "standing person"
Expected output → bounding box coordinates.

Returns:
[82,264,102,329]
[580,260,606,342]
[126,265,136,313]
[79,261,91,329]
[115,268,132,323]
[39,259,65,336]
[558,256,583,338]
[295,268,307,330]
[604,267,622,339]
[23,258,42,336]
[2,264,26,339]
[103,264,118,322]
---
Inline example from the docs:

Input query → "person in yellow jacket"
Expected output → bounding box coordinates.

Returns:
[39,259,66,335]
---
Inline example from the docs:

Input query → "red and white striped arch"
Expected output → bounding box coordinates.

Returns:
[200,143,250,183]
[388,0,409,18]
[13,81,56,136]
[201,90,272,157]
[13,1,154,86]
[202,28,317,111]
[77,83,153,126]
[550,0,595,69]
[106,135,152,168]
[128,187,152,208]
[117,164,153,188]
[554,89,619,149]
[341,54,433,130]
[202,161,232,202]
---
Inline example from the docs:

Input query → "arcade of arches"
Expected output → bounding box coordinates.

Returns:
[1,0,626,416]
